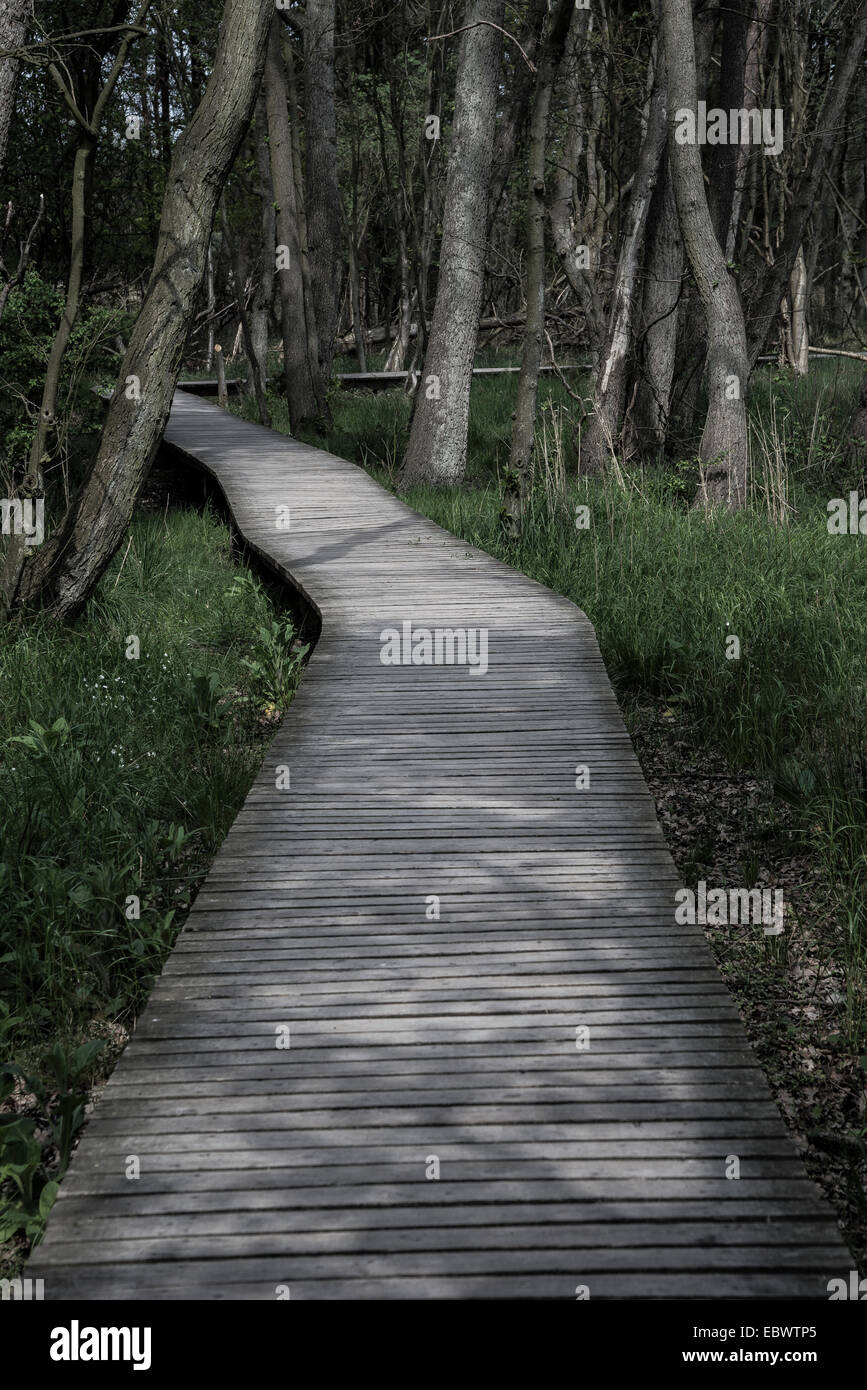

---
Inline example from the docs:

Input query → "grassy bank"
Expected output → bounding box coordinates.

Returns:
[0,507,306,1259]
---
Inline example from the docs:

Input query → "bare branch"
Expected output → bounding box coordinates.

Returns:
[0,25,150,60]
[428,21,536,73]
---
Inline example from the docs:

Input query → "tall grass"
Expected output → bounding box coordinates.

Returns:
[0,508,305,1062]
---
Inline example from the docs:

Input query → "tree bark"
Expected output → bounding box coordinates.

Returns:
[0,0,29,181]
[548,6,604,356]
[745,0,867,371]
[285,34,324,415]
[220,197,270,424]
[486,0,548,233]
[789,243,809,375]
[400,0,505,488]
[303,0,343,390]
[661,0,749,507]
[666,0,720,440]
[5,0,275,622]
[205,242,216,370]
[25,135,94,490]
[507,0,575,498]
[347,236,368,372]
[706,0,755,250]
[249,96,276,398]
[727,0,773,262]
[383,218,413,372]
[264,15,320,430]
[630,151,683,454]
[579,41,668,474]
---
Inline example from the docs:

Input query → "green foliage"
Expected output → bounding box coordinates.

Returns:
[0,1039,105,1244]
[240,617,309,710]
[0,507,302,1063]
[0,271,125,494]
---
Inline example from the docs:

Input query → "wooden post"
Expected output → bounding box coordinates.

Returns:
[215,343,229,408]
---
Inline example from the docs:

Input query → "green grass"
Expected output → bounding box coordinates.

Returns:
[1,507,306,1257]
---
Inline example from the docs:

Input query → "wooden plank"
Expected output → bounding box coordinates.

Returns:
[27,389,849,1300]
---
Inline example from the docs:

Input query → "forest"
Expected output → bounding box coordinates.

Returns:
[0,0,865,1314]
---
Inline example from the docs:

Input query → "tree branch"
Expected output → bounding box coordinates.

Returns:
[428,20,536,73]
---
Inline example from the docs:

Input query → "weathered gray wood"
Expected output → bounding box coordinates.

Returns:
[177,364,589,397]
[28,390,850,1300]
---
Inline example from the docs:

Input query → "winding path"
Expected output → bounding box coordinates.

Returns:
[30,390,849,1298]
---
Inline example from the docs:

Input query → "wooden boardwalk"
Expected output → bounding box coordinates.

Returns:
[179,363,587,396]
[30,391,848,1298]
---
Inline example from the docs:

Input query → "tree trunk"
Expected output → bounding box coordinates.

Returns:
[249,97,276,398]
[745,0,867,371]
[347,237,368,372]
[214,341,229,408]
[205,242,216,370]
[486,0,548,232]
[727,0,773,261]
[264,15,320,430]
[789,243,809,375]
[706,0,755,250]
[630,151,683,455]
[303,0,343,390]
[507,0,575,499]
[25,135,94,490]
[285,35,324,417]
[220,199,270,424]
[400,0,505,488]
[0,0,28,181]
[5,0,275,623]
[666,0,719,441]
[383,218,413,372]
[548,6,604,357]
[661,0,749,507]
[579,41,668,474]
